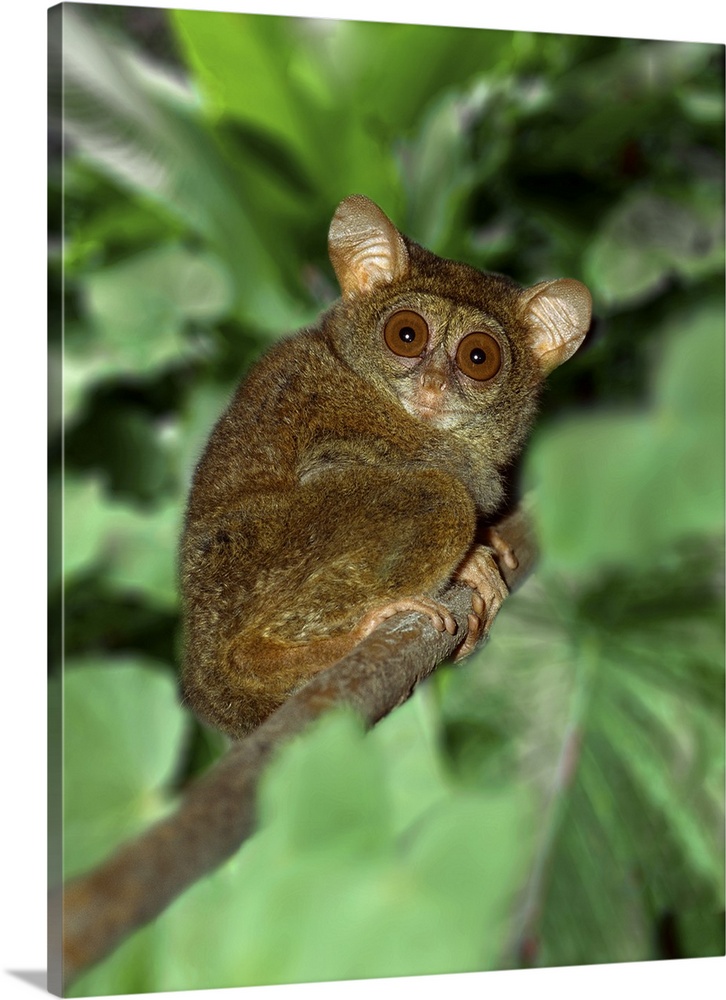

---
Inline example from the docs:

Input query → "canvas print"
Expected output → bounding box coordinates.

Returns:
[48,3,725,996]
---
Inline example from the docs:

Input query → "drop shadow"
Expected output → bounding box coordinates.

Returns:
[6,970,48,992]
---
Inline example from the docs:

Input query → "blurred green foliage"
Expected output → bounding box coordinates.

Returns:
[50,5,725,994]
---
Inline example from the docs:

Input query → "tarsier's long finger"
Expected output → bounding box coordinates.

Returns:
[452,613,483,661]
[357,595,457,640]
[485,527,519,571]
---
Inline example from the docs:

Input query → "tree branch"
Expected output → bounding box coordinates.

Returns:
[57,501,538,988]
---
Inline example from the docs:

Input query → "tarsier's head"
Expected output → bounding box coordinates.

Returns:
[326,195,591,449]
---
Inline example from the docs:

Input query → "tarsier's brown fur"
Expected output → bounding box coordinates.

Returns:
[180,196,591,737]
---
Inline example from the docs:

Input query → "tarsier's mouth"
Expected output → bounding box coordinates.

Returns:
[400,395,460,429]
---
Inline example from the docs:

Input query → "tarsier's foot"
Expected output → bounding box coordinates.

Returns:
[452,542,510,660]
[355,595,458,640]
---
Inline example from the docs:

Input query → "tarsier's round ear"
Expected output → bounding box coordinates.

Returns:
[519,278,592,374]
[328,195,410,298]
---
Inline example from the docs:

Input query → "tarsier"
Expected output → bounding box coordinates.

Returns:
[180,196,591,738]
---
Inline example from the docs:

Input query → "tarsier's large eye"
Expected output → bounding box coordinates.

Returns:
[456,331,502,381]
[384,310,429,358]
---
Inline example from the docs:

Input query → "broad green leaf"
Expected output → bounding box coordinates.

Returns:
[175,380,237,490]
[170,11,325,181]
[64,243,234,424]
[170,9,404,211]
[585,192,724,308]
[102,500,182,607]
[529,411,658,571]
[75,710,531,993]
[60,658,189,880]
[83,244,233,365]
[368,694,453,836]
[398,91,477,252]
[170,13,532,221]
[527,301,724,574]
[59,476,114,585]
[259,711,393,858]
[404,788,533,969]
[123,247,229,319]
[63,475,182,607]
[536,751,654,966]
[326,20,515,138]
[438,556,724,968]
[656,299,725,432]
[61,7,307,331]
[601,672,724,893]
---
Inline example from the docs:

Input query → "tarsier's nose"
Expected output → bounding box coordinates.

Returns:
[419,359,448,393]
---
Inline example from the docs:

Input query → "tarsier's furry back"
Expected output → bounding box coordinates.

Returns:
[180,195,591,737]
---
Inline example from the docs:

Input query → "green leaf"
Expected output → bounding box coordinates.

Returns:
[63,475,182,607]
[405,788,533,969]
[259,711,393,859]
[170,11,324,182]
[367,694,453,836]
[60,658,189,880]
[62,8,308,331]
[175,380,236,490]
[64,243,234,424]
[438,553,724,968]
[170,9,405,212]
[102,500,183,608]
[529,411,657,571]
[656,299,724,433]
[327,20,514,138]
[585,192,724,308]
[83,244,232,363]
[58,476,112,585]
[527,300,724,574]
[398,91,476,252]
[169,13,530,224]
[72,709,531,993]
[602,670,724,893]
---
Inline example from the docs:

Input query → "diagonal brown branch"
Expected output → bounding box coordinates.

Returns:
[56,501,538,990]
